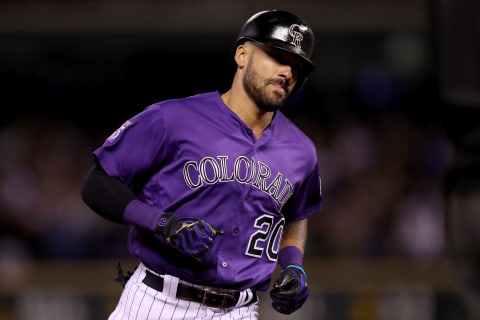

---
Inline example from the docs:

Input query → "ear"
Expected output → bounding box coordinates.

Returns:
[234,43,248,68]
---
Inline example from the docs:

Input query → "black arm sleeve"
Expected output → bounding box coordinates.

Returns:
[81,164,137,223]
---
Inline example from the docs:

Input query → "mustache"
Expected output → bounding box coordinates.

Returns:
[267,78,289,91]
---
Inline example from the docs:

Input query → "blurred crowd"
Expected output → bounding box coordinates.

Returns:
[0,119,128,263]
[0,110,453,264]
[304,114,451,258]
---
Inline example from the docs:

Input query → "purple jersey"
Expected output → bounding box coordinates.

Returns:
[94,91,322,291]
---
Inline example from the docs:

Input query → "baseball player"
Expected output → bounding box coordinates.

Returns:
[81,9,322,320]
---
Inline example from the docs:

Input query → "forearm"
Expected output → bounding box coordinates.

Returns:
[271,218,310,314]
[278,218,308,268]
[81,164,183,233]
[280,219,307,251]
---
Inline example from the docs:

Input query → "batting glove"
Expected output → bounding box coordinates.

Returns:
[269,264,309,314]
[155,213,223,261]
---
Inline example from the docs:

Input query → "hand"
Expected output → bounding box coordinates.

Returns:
[156,213,223,261]
[269,264,309,314]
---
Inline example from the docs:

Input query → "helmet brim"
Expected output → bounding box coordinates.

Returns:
[236,37,316,73]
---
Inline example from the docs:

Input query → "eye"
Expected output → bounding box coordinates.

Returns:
[264,47,304,74]
[289,60,304,74]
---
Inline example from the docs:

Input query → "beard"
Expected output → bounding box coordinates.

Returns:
[243,59,290,112]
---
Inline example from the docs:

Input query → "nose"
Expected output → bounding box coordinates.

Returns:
[277,64,296,90]
[278,64,293,80]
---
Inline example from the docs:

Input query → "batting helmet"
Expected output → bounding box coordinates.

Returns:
[235,9,316,74]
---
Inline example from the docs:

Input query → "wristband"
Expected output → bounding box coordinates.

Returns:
[278,246,303,269]
[124,200,164,232]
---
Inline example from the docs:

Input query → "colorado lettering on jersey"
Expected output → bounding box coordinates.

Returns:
[183,155,294,211]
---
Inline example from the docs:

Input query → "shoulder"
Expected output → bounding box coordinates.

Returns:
[274,112,317,152]
[140,91,223,129]
[148,91,221,111]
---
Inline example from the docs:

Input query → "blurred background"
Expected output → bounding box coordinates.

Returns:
[0,0,478,319]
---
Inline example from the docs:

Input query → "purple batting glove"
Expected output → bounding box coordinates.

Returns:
[156,213,223,261]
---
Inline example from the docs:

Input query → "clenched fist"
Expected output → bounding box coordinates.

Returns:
[270,264,309,314]
[156,213,223,261]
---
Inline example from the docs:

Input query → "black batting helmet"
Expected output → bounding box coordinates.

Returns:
[235,9,316,73]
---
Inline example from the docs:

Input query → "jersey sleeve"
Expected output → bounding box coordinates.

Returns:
[282,161,322,223]
[93,104,168,186]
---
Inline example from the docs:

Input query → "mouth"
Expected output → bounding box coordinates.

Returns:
[268,79,288,94]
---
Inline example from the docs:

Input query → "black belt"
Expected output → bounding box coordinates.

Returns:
[143,270,256,309]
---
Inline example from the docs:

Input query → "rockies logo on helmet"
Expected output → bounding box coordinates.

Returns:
[288,24,304,49]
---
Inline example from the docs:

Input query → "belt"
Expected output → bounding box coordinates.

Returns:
[142,270,255,309]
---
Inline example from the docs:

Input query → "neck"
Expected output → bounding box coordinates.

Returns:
[221,90,274,139]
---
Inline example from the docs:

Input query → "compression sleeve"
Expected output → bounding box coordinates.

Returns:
[81,164,136,223]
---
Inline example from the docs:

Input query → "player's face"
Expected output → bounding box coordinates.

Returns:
[242,43,304,112]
